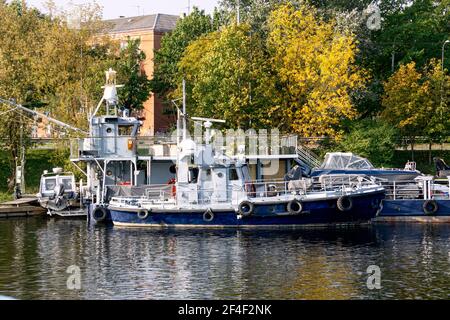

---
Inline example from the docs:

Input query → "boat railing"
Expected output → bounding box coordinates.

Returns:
[384,177,450,200]
[242,174,380,199]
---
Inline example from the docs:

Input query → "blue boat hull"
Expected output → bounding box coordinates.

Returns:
[374,199,450,222]
[110,192,385,228]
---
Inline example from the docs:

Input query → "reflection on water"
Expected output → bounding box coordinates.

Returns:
[0,218,450,300]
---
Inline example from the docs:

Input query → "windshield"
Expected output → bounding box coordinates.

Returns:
[44,178,56,191]
[320,153,374,170]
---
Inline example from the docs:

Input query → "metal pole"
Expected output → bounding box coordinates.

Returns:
[237,0,240,25]
[442,40,450,72]
[182,79,187,140]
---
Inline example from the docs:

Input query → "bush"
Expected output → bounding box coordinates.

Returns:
[336,119,398,167]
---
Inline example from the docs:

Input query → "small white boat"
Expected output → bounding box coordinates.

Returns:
[37,168,86,217]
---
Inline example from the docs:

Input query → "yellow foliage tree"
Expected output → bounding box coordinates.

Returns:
[267,3,367,138]
[381,59,450,140]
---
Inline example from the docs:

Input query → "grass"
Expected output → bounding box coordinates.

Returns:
[0,192,12,203]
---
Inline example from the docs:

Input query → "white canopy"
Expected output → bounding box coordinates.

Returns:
[320,152,374,170]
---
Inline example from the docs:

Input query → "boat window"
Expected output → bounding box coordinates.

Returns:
[60,178,73,191]
[229,168,239,181]
[44,178,56,191]
[240,165,251,181]
[188,167,199,183]
[119,125,133,136]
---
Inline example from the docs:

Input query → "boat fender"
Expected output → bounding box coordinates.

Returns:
[137,209,149,220]
[287,199,303,215]
[337,196,353,212]
[203,209,214,222]
[423,200,438,215]
[238,201,254,217]
[93,207,108,222]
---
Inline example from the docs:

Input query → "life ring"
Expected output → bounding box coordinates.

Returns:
[287,199,303,215]
[423,200,438,215]
[92,206,108,222]
[337,196,353,212]
[238,201,254,216]
[203,209,214,222]
[137,209,149,220]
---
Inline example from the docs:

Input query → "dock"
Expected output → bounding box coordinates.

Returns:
[0,197,46,218]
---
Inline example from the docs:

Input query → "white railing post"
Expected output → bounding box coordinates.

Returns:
[393,181,396,200]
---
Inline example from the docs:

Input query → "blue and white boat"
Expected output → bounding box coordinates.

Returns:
[374,175,450,222]
[109,117,385,228]
[310,152,421,182]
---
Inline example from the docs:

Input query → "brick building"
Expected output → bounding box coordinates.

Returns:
[104,14,179,136]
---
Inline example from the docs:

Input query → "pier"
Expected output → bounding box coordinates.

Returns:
[0,197,46,218]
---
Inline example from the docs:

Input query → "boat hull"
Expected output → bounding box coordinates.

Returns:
[374,199,450,223]
[110,192,385,228]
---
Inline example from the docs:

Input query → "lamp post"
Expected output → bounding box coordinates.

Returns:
[442,40,450,71]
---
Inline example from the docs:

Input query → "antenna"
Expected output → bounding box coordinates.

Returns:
[182,79,187,140]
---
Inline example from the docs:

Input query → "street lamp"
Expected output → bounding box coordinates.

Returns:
[442,40,450,71]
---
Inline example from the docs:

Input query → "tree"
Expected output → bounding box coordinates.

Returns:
[267,3,367,138]
[381,60,449,138]
[150,7,218,103]
[381,59,450,159]
[336,119,398,167]
[115,39,151,111]
[178,23,275,129]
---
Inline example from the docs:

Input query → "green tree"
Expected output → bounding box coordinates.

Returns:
[336,119,399,167]
[115,39,151,111]
[178,23,275,129]
[151,7,217,103]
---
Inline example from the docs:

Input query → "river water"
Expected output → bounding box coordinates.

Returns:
[0,217,449,300]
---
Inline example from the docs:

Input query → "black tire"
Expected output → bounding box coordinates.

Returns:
[287,200,303,215]
[337,196,353,212]
[92,207,108,222]
[238,201,254,216]
[203,209,214,222]
[137,210,149,220]
[423,200,438,215]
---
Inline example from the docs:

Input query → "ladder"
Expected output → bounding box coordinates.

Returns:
[296,145,322,169]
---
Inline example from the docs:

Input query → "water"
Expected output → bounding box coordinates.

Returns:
[0,217,450,300]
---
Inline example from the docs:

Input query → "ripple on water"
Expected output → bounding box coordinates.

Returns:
[0,219,450,299]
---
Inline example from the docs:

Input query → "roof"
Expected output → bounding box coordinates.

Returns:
[103,14,179,34]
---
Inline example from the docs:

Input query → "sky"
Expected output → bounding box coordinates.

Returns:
[24,0,221,19]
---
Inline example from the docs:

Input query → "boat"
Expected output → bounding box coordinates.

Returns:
[68,70,301,224]
[310,152,421,182]
[374,175,450,222]
[108,115,385,228]
[37,168,85,217]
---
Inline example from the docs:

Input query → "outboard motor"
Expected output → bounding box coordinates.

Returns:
[433,157,450,177]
